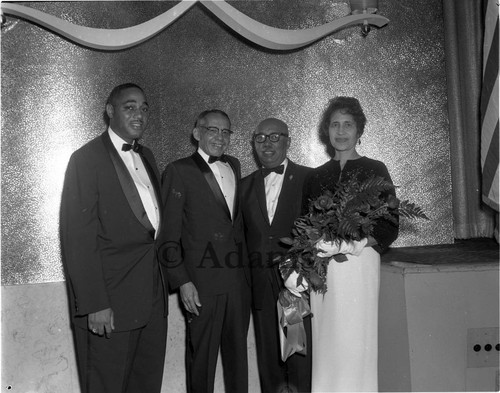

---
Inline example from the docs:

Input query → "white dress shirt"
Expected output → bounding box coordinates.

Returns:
[264,158,288,224]
[198,148,236,219]
[108,128,160,233]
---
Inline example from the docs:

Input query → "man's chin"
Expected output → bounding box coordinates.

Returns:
[130,133,145,141]
[260,157,278,167]
[209,149,225,157]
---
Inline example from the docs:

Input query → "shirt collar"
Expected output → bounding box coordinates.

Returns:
[197,148,215,164]
[108,127,131,153]
[264,158,288,172]
[281,158,289,172]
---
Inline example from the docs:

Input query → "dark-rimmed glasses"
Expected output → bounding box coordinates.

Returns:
[199,125,233,138]
[253,133,288,143]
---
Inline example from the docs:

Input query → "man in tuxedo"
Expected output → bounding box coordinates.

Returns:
[60,83,167,393]
[159,109,251,393]
[241,118,312,393]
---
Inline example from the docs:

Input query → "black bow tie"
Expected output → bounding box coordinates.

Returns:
[261,165,284,177]
[208,155,227,164]
[122,141,142,153]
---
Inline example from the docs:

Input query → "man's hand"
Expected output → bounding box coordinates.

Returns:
[88,308,114,338]
[180,282,202,316]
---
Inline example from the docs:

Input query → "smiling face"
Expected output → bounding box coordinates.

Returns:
[328,110,360,154]
[193,112,231,157]
[253,118,290,168]
[106,87,149,143]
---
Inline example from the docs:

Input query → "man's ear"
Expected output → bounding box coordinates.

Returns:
[105,104,114,119]
[192,127,201,142]
[286,136,291,149]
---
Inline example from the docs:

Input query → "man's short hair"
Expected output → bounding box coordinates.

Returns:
[106,83,144,107]
[194,109,230,128]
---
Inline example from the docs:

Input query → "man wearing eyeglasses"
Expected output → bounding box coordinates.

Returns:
[241,118,312,393]
[159,109,251,393]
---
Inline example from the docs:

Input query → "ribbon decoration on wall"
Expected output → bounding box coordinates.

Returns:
[1,0,389,51]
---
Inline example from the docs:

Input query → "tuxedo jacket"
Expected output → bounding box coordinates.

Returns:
[241,160,311,309]
[60,131,166,332]
[159,152,250,296]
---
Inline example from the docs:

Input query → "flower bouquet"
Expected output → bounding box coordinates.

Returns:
[279,172,429,295]
[276,171,428,360]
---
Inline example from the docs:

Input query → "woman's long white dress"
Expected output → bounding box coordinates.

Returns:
[310,246,380,392]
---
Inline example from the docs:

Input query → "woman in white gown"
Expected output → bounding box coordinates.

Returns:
[287,97,399,392]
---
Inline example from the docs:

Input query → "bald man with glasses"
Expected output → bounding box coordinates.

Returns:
[241,118,312,393]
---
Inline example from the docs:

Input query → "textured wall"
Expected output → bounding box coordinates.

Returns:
[1,283,261,392]
[1,0,453,285]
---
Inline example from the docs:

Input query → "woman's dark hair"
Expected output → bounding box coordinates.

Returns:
[318,96,367,145]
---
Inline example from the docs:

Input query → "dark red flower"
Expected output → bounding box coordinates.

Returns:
[314,194,334,211]
[305,227,322,241]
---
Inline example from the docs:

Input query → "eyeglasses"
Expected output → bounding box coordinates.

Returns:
[199,125,233,138]
[253,133,288,143]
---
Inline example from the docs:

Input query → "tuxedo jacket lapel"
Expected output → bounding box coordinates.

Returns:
[141,154,162,219]
[102,132,156,237]
[254,172,271,227]
[226,157,240,221]
[272,162,298,228]
[192,152,232,221]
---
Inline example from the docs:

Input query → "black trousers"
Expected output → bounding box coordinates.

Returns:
[73,293,167,393]
[186,288,251,393]
[253,277,312,393]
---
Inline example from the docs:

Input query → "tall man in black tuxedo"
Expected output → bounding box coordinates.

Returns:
[159,109,251,393]
[60,83,167,393]
[241,118,312,393]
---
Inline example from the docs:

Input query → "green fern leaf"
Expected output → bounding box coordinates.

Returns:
[399,200,430,220]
